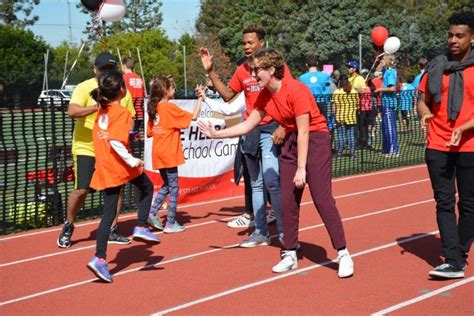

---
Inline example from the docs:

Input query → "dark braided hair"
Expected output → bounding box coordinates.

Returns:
[148,76,175,122]
[90,70,125,109]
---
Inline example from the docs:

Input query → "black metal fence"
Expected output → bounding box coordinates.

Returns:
[0,90,424,234]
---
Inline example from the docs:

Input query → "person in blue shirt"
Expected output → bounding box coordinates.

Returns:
[400,75,416,132]
[412,57,427,89]
[375,54,399,156]
[299,54,332,122]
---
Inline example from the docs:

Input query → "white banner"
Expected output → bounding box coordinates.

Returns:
[144,99,239,177]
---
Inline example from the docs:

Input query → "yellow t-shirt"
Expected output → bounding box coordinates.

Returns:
[349,74,366,92]
[332,88,359,125]
[70,77,136,157]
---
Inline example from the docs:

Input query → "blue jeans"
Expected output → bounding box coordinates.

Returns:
[381,106,399,154]
[335,124,356,156]
[244,132,283,236]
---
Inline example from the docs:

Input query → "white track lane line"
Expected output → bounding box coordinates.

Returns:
[371,277,474,315]
[0,179,430,268]
[151,231,440,315]
[0,165,426,241]
[0,199,435,307]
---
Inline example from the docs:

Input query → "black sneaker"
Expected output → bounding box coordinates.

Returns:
[108,227,131,245]
[57,222,74,248]
[429,263,464,279]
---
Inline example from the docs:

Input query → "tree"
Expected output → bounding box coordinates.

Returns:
[91,29,180,89]
[196,0,474,77]
[49,42,93,88]
[0,0,40,27]
[78,0,164,41]
[0,25,48,98]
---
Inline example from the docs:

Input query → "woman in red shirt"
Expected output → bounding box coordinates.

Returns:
[198,48,353,277]
[88,70,159,283]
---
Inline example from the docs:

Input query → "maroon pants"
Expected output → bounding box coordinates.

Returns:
[280,131,347,250]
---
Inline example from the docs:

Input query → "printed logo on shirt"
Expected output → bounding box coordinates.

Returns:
[310,76,318,83]
[98,113,109,130]
[97,130,109,140]
[128,77,143,88]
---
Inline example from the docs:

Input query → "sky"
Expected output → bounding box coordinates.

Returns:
[28,0,201,46]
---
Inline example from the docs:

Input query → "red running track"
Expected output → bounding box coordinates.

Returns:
[1,164,472,315]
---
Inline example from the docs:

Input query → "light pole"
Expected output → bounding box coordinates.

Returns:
[183,45,187,97]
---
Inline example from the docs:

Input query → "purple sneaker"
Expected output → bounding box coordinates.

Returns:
[132,227,160,242]
[87,257,113,283]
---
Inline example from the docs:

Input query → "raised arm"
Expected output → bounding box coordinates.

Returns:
[199,47,237,101]
[192,96,203,121]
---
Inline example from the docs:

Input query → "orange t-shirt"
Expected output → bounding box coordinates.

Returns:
[254,78,328,133]
[147,102,193,169]
[91,102,143,190]
[228,63,292,125]
[419,67,474,152]
[123,72,145,119]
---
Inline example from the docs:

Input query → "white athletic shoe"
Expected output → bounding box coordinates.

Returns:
[337,248,354,278]
[227,213,254,228]
[272,250,298,273]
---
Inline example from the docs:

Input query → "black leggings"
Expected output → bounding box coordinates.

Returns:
[95,172,154,259]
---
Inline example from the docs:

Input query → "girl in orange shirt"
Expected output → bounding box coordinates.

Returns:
[147,76,202,233]
[87,70,159,283]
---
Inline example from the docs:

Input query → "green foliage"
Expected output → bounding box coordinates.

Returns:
[49,42,93,87]
[196,0,474,77]
[0,25,48,97]
[93,29,181,90]
[0,0,40,27]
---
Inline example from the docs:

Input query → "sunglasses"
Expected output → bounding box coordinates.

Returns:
[249,66,269,74]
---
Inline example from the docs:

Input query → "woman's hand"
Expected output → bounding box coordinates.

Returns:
[293,167,306,189]
[197,120,218,138]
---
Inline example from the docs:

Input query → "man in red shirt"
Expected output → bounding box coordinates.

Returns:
[122,56,145,127]
[417,11,474,279]
[200,24,288,247]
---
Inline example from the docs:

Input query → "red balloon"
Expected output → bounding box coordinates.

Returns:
[371,26,389,47]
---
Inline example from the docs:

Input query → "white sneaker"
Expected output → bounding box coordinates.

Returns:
[272,250,298,273]
[227,213,254,228]
[337,248,354,278]
[266,209,276,224]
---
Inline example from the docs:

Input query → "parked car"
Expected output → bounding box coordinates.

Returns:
[37,90,72,108]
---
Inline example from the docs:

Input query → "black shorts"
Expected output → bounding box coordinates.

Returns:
[74,155,95,190]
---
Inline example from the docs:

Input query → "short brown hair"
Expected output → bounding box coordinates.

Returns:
[121,56,135,70]
[251,48,285,79]
[243,24,266,40]
[418,57,428,69]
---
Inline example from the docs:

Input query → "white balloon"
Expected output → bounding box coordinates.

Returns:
[99,0,126,22]
[384,36,401,54]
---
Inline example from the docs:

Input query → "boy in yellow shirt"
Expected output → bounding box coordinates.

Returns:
[57,52,136,248]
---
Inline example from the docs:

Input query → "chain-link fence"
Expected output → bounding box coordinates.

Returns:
[0,90,424,234]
